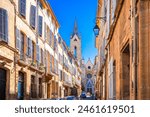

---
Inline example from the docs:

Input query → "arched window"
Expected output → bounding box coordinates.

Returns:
[74,46,77,58]
[0,8,8,42]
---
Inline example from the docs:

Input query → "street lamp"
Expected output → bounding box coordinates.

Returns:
[93,17,106,37]
[93,24,100,37]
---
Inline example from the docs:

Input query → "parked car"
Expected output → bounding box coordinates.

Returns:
[80,92,86,99]
[66,96,76,100]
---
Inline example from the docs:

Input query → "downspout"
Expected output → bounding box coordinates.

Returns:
[131,0,137,100]
[13,0,17,99]
[35,0,39,99]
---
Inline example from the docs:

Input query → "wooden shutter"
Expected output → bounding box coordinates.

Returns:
[106,0,110,38]
[44,22,46,40]
[47,26,49,43]
[47,51,50,73]
[29,38,32,57]
[111,0,116,23]
[36,44,40,63]
[0,8,8,42]
[24,35,27,58]
[49,30,52,46]
[41,49,43,64]
[5,10,8,42]
[27,37,29,56]
[30,5,36,28]
[33,42,36,63]
[19,0,26,17]
[16,28,21,50]
[52,33,54,49]
[52,56,54,72]
[108,58,114,99]
[38,16,43,36]
[39,47,41,63]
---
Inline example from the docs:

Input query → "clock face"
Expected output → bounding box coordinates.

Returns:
[87,74,92,78]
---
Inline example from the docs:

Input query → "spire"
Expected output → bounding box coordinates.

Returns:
[73,19,78,34]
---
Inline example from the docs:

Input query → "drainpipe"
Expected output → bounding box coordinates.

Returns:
[13,0,17,99]
[131,0,137,100]
[35,0,39,99]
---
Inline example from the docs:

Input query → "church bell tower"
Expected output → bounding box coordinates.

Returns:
[70,20,82,61]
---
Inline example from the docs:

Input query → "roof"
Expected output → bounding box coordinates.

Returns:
[71,19,80,39]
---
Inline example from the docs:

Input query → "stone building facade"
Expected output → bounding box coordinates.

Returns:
[81,59,96,95]
[0,0,81,100]
[95,0,150,100]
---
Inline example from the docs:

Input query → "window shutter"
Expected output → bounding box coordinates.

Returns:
[108,59,111,99]
[44,22,46,40]
[110,59,113,99]
[30,5,36,28]
[111,0,116,23]
[36,44,39,63]
[16,28,21,51]
[106,0,110,38]
[47,52,50,73]
[38,16,43,36]
[5,10,8,42]
[19,0,26,17]
[41,49,44,64]
[52,33,54,49]
[0,8,8,42]
[24,36,27,57]
[39,47,41,63]
[54,36,57,51]
[33,42,36,62]
[27,37,32,57]
[29,38,32,57]
[49,30,52,46]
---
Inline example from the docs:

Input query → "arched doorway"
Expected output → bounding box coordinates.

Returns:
[86,80,93,94]
[18,72,25,100]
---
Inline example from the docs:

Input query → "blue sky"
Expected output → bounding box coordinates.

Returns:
[48,0,98,63]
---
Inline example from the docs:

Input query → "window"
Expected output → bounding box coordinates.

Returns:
[20,32,25,60]
[31,75,37,98]
[74,38,77,41]
[19,0,26,17]
[36,44,40,63]
[32,41,34,61]
[44,22,46,39]
[54,36,57,51]
[0,8,8,42]
[41,49,44,64]
[54,59,57,73]
[50,54,52,72]
[27,37,32,57]
[74,46,77,58]
[87,74,92,78]
[58,37,61,44]
[16,28,20,50]
[88,66,91,69]
[38,16,43,36]
[59,70,63,81]
[39,78,42,98]
[50,30,54,47]
[30,5,36,28]
[39,2,43,9]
